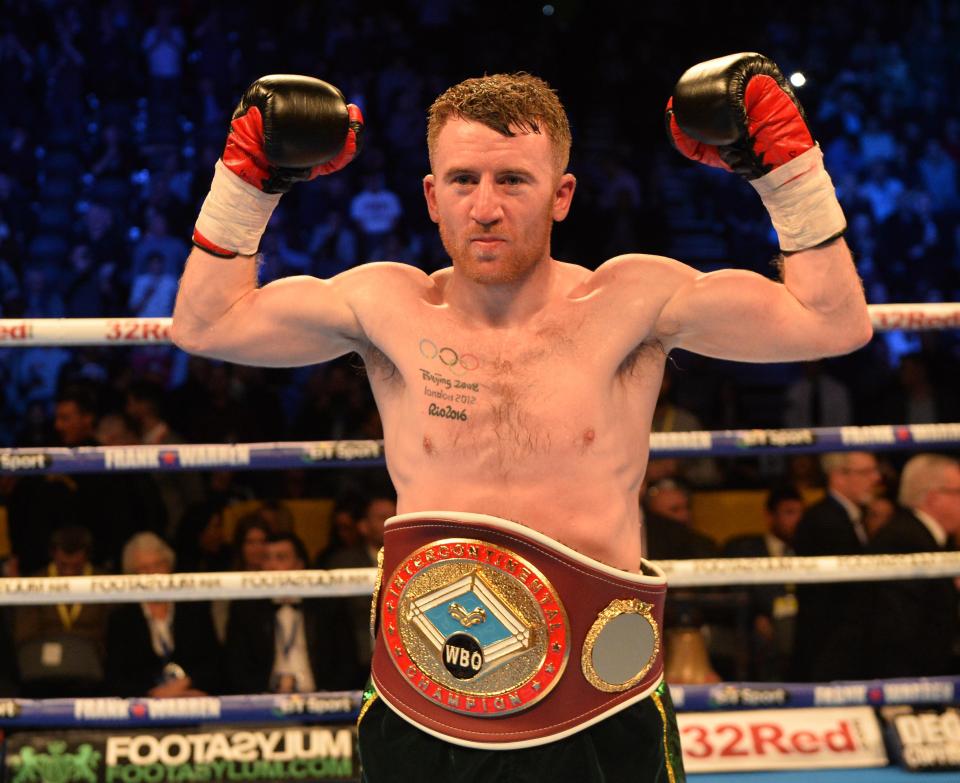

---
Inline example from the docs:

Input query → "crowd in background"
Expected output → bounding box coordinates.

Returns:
[0,0,959,694]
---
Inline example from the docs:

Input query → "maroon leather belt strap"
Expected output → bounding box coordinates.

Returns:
[370,512,667,750]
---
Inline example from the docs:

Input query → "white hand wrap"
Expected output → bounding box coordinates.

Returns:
[193,160,282,256]
[749,144,847,254]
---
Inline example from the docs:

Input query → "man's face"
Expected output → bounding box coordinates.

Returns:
[52,548,89,577]
[423,118,575,285]
[359,498,396,549]
[646,488,691,524]
[129,549,172,576]
[264,541,304,571]
[925,464,960,536]
[241,527,268,570]
[54,401,95,446]
[768,499,804,542]
[832,452,881,505]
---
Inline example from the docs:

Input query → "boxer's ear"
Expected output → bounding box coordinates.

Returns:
[552,173,576,222]
[423,174,439,223]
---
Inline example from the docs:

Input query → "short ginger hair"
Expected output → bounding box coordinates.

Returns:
[427,72,572,174]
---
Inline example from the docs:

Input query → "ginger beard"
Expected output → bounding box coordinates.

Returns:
[437,198,556,285]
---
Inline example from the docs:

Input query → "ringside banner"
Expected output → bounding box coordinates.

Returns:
[4,726,358,783]
[677,706,887,772]
[884,706,960,771]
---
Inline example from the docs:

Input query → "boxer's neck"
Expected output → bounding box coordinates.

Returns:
[444,255,560,327]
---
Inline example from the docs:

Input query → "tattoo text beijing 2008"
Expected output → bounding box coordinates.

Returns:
[419,337,481,423]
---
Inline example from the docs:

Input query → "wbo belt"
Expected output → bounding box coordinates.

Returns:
[369,512,667,750]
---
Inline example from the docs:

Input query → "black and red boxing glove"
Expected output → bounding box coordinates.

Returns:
[665,53,845,254]
[194,75,364,258]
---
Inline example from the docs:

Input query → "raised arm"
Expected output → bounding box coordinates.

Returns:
[653,239,869,361]
[171,75,366,367]
[655,53,872,361]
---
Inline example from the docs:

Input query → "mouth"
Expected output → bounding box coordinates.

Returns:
[470,237,506,249]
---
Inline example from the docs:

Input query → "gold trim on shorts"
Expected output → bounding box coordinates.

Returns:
[651,691,677,783]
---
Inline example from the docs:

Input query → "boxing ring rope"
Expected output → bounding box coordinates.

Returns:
[0,552,956,607]
[0,677,955,727]
[2,422,960,475]
[0,301,958,347]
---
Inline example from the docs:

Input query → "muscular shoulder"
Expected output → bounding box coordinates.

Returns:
[336,262,439,320]
[574,254,697,335]
[582,254,696,298]
[337,261,434,297]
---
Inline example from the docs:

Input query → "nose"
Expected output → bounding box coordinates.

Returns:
[469,176,503,227]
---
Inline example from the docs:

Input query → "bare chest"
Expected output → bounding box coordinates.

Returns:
[415,332,585,461]
[367,311,664,476]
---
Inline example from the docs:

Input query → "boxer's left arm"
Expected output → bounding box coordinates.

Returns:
[652,53,871,360]
[648,238,871,361]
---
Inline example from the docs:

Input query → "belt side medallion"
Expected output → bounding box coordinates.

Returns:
[382,538,570,717]
[581,598,661,692]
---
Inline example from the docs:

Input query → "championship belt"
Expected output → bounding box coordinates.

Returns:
[370,512,667,750]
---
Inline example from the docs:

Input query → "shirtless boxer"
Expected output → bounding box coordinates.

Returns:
[172,55,871,783]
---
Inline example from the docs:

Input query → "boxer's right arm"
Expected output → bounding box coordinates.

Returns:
[172,75,365,366]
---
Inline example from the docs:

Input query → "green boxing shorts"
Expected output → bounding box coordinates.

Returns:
[357,680,686,783]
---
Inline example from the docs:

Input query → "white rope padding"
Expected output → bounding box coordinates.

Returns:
[0,303,958,346]
[1,553,957,605]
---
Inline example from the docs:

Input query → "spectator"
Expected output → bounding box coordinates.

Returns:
[306,210,359,276]
[880,352,958,425]
[918,139,959,213]
[62,244,103,317]
[642,479,718,560]
[94,411,139,447]
[868,455,960,677]
[792,451,880,681]
[141,6,185,107]
[128,250,178,317]
[61,385,166,568]
[325,492,395,668]
[225,531,361,693]
[76,202,125,273]
[231,514,271,571]
[349,170,403,257]
[859,160,905,223]
[104,532,222,696]
[723,486,805,680]
[175,500,231,573]
[649,366,722,487]
[859,116,898,164]
[13,525,110,697]
[132,207,189,277]
[126,379,204,536]
[783,361,853,427]
[89,124,134,180]
[22,267,64,319]
[7,385,100,572]
[315,494,365,566]
[864,494,896,540]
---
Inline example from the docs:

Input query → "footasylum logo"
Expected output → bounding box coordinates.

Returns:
[10,741,101,783]
[105,728,353,781]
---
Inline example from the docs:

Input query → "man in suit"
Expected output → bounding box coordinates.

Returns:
[225,531,360,693]
[868,454,960,677]
[724,486,805,680]
[792,451,880,681]
[642,478,718,561]
[323,492,396,670]
[14,525,111,696]
[104,532,222,697]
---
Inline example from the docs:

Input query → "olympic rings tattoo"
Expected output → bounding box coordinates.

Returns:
[419,338,480,374]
